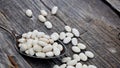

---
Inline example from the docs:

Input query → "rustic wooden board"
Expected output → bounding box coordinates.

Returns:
[106,0,120,12]
[0,0,120,68]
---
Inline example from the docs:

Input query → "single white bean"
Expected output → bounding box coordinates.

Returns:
[37,32,45,38]
[38,41,48,46]
[65,26,71,32]
[63,37,71,44]
[49,39,54,44]
[32,39,38,46]
[72,46,81,53]
[44,21,52,29]
[26,32,32,38]
[25,50,29,54]
[28,48,35,56]
[59,32,66,40]
[88,65,97,68]
[33,45,42,52]
[71,38,78,45]
[53,65,60,68]
[62,57,71,63]
[51,6,58,14]
[39,38,49,43]
[40,10,48,16]
[77,43,86,50]
[67,60,77,66]
[18,38,26,43]
[66,66,75,68]
[25,9,32,17]
[66,32,73,37]
[56,44,63,51]
[72,28,80,37]
[26,39,33,49]
[22,33,27,38]
[73,54,80,61]
[20,44,28,51]
[38,15,46,22]
[82,64,88,68]
[85,51,94,58]
[42,45,53,52]
[46,51,54,57]
[79,53,88,61]
[53,46,60,56]
[60,64,66,68]
[35,52,46,58]
[51,32,59,41]
[76,63,82,68]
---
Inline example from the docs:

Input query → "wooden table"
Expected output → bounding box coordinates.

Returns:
[0,0,120,68]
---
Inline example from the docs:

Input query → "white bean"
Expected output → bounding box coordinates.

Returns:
[51,6,58,14]
[40,10,48,16]
[38,15,46,22]
[53,46,60,56]
[18,38,26,43]
[49,39,54,44]
[26,39,33,49]
[88,65,97,68]
[26,32,32,38]
[79,53,88,61]
[32,39,38,46]
[82,64,88,68]
[62,57,71,63]
[39,38,49,43]
[85,51,94,58]
[20,44,28,51]
[60,32,66,40]
[76,63,82,68]
[42,45,53,52]
[67,60,77,66]
[46,51,54,57]
[60,64,66,68]
[66,32,73,37]
[53,65,60,68]
[44,35,50,39]
[28,48,35,56]
[63,37,71,44]
[51,32,59,41]
[77,43,86,50]
[37,32,45,38]
[38,41,48,46]
[71,38,78,45]
[56,44,63,51]
[25,50,29,54]
[72,46,81,53]
[44,21,52,29]
[35,52,46,58]
[72,28,80,37]
[65,26,71,32]
[25,9,32,17]
[33,45,42,52]
[73,54,80,61]
[66,66,75,68]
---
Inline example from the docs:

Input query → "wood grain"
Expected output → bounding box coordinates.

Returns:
[106,0,120,12]
[0,0,120,68]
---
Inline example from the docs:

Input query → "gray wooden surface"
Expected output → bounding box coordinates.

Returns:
[106,0,120,12]
[0,0,120,68]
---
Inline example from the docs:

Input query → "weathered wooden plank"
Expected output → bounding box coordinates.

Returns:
[0,0,120,68]
[106,0,120,12]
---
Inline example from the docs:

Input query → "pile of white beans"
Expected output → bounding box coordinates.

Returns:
[18,30,63,58]
[25,6,97,68]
